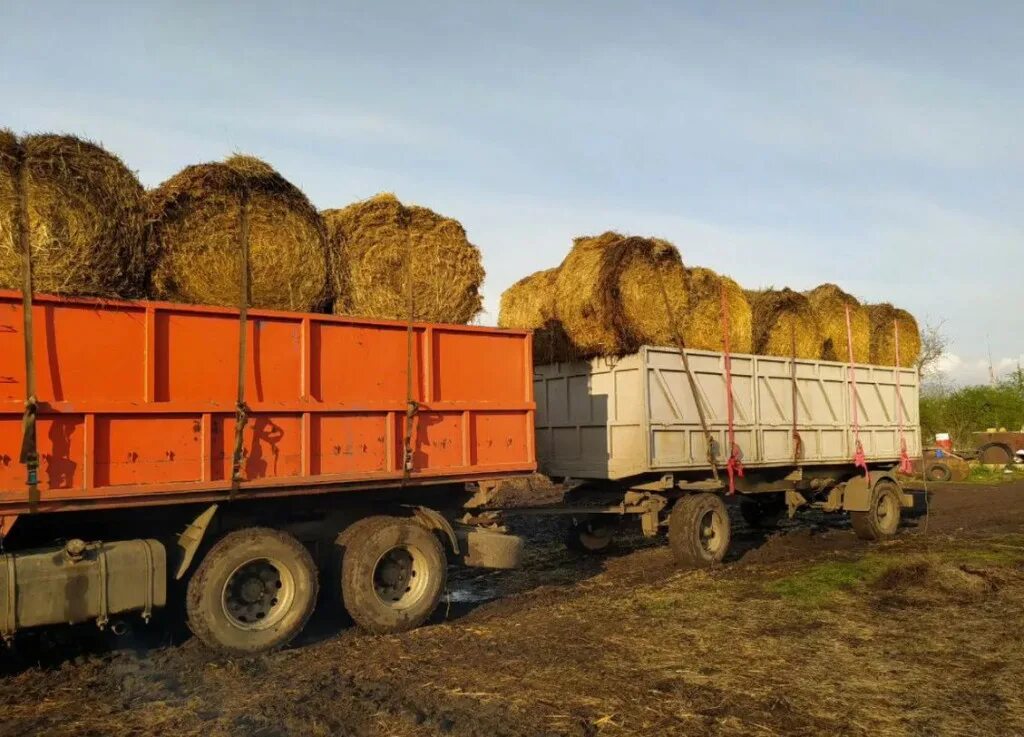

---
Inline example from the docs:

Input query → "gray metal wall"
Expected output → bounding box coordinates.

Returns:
[534,346,921,481]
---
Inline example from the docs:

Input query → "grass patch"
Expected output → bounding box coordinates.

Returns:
[939,543,1024,567]
[964,464,1024,484]
[767,557,891,606]
[767,539,1024,608]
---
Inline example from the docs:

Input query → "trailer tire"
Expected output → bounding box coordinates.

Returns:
[668,493,731,568]
[341,516,446,634]
[186,527,318,654]
[565,516,615,553]
[850,480,902,541]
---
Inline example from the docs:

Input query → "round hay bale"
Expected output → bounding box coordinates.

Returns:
[498,267,578,364]
[322,193,484,323]
[684,267,752,353]
[805,283,870,363]
[147,155,328,312]
[554,232,688,356]
[747,288,822,359]
[867,303,920,368]
[498,267,558,330]
[0,131,146,297]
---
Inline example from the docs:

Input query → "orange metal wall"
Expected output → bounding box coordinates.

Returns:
[0,291,535,514]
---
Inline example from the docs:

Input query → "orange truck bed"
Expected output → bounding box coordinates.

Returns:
[0,290,536,518]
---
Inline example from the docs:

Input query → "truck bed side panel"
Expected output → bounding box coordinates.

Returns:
[0,291,535,513]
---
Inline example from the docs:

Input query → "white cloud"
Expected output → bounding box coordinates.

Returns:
[934,352,1024,386]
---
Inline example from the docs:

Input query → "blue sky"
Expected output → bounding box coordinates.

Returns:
[3,1,1021,383]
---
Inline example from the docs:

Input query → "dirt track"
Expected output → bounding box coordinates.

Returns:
[2,481,1023,737]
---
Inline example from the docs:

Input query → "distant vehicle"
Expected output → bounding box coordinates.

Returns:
[972,430,1024,465]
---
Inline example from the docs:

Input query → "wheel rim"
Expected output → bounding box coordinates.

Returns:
[698,509,726,557]
[221,557,295,631]
[875,489,900,534]
[373,545,431,610]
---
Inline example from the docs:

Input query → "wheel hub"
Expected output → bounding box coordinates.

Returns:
[699,510,725,555]
[876,490,899,533]
[222,558,294,631]
[373,546,430,610]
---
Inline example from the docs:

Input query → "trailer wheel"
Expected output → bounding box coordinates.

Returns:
[668,493,731,568]
[739,494,786,528]
[186,527,318,654]
[850,480,902,541]
[341,516,446,634]
[565,516,615,553]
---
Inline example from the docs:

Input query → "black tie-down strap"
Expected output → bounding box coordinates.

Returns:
[8,140,40,507]
[401,205,418,479]
[230,189,252,487]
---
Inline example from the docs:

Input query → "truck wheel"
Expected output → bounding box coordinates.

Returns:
[850,480,902,541]
[668,493,731,568]
[186,527,318,654]
[341,516,446,634]
[565,516,615,553]
[739,494,785,528]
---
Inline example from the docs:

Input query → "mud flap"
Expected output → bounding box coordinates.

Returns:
[841,476,872,512]
[841,474,910,512]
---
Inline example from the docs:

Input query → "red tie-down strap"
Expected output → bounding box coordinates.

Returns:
[853,438,870,479]
[845,306,871,485]
[721,283,744,494]
[892,319,915,475]
[726,444,745,494]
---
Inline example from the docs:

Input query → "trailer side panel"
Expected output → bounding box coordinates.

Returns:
[535,346,920,480]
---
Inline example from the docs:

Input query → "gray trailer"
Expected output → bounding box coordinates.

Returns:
[524,345,920,566]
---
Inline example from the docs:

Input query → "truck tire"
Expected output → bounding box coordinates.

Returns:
[850,480,902,541]
[341,516,446,634]
[739,494,785,528]
[565,516,615,553]
[321,516,381,618]
[668,493,731,568]
[186,527,318,654]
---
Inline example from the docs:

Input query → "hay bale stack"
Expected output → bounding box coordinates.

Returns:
[867,303,920,368]
[0,131,146,297]
[322,193,484,323]
[805,284,871,363]
[147,155,328,312]
[498,267,577,364]
[554,232,688,356]
[747,288,822,359]
[684,267,752,353]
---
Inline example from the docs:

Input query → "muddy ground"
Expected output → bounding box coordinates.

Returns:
[2,480,1023,737]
